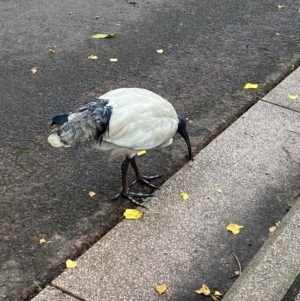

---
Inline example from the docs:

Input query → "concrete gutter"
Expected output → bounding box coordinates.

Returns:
[32,68,300,301]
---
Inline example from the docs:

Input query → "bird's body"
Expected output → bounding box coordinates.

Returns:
[48,88,192,206]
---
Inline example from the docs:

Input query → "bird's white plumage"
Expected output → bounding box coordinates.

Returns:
[95,88,178,158]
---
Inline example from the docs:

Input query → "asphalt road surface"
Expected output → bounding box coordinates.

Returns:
[1,0,300,300]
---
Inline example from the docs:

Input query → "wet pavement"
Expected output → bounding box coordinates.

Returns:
[1,0,300,300]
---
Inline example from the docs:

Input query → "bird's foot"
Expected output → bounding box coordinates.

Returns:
[111,191,154,208]
[129,174,163,189]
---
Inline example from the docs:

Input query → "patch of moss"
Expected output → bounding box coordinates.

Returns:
[14,147,30,170]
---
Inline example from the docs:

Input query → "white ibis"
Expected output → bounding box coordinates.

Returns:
[48,88,192,207]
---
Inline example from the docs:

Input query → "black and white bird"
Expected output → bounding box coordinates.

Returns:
[48,88,192,206]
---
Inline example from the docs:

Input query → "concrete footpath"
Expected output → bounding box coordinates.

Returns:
[33,69,300,301]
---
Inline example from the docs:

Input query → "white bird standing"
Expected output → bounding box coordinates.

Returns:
[48,88,192,207]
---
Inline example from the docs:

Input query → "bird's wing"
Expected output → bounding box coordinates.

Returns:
[56,99,113,146]
[100,88,178,150]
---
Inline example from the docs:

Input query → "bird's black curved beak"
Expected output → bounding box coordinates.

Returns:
[177,116,193,160]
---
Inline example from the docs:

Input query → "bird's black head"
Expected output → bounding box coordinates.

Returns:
[51,114,69,127]
[177,116,193,160]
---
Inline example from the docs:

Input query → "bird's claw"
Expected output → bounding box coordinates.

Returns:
[129,174,163,189]
[111,192,154,208]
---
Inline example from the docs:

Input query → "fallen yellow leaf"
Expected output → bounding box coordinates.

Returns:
[39,238,47,244]
[66,259,77,268]
[214,291,222,296]
[109,58,118,62]
[88,55,98,60]
[92,33,119,39]
[229,270,241,278]
[88,191,96,197]
[137,150,146,156]
[156,49,164,54]
[123,209,143,220]
[48,49,55,53]
[155,284,167,294]
[30,66,37,74]
[244,83,258,89]
[269,225,277,233]
[288,94,298,100]
[195,284,211,296]
[216,188,223,194]
[226,223,244,235]
[277,4,285,9]
[180,191,189,200]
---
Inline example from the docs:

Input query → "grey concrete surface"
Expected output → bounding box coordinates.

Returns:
[264,67,300,112]
[222,197,300,301]
[31,286,77,301]
[32,92,300,300]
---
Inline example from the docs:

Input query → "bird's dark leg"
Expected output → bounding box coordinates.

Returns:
[111,156,153,208]
[128,156,162,189]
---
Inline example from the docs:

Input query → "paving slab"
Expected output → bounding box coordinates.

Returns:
[264,67,300,112]
[221,72,300,301]
[31,100,300,301]
[31,286,78,301]
[222,196,300,301]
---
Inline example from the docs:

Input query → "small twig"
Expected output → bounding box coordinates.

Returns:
[294,190,300,199]
[283,146,300,165]
[232,253,242,275]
